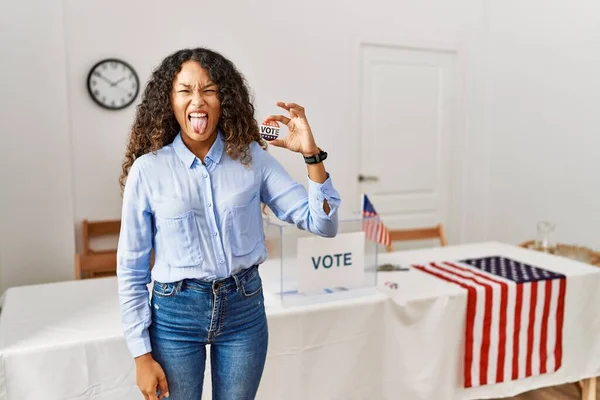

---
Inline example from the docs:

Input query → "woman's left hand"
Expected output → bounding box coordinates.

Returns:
[266,102,320,156]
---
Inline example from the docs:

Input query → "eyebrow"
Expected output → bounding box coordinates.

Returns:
[175,82,217,90]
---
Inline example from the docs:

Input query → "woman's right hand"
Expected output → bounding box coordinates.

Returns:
[135,353,170,399]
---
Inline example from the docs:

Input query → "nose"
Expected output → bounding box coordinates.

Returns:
[191,89,205,107]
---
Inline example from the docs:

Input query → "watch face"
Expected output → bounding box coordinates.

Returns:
[87,58,139,110]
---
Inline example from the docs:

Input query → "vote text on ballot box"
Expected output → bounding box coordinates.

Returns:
[263,216,379,307]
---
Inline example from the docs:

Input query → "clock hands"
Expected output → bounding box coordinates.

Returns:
[95,73,128,88]
[95,73,115,86]
[110,77,126,87]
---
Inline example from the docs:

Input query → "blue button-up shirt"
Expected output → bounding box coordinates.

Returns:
[117,132,341,357]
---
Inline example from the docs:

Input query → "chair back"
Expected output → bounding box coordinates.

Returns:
[386,224,448,252]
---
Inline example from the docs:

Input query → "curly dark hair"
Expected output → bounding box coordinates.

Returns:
[119,47,266,190]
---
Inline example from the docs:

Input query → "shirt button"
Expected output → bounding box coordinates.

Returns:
[213,232,218,236]
[203,174,208,178]
[220,260,224,264]
[207,203,212,207]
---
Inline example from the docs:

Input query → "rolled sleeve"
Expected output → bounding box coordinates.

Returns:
[259,146,341,238]
[307,173,341,220]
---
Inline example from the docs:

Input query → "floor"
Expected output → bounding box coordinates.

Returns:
[492,378,598,399]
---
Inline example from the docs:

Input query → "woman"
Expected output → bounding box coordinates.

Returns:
[117,47,341,400]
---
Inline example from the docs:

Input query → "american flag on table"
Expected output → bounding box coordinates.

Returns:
[361,194,391,247]
[413,256,566,388]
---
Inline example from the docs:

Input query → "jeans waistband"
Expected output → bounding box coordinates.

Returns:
[178,265,259,294]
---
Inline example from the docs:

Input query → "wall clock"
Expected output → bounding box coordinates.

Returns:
[87,58,140,110]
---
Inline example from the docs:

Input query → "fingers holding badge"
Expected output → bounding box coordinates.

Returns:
[262,101,319,156]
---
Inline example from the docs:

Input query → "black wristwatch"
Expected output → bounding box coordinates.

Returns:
[303,149,328,164]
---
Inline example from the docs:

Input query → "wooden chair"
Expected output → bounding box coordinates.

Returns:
[75,219,121,279]
[75,218,156,279]
[386,224,448,252]
[81,219,121,256]
[74,252,119,280]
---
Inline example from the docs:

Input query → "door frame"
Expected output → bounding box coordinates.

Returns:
[351,37,467,245]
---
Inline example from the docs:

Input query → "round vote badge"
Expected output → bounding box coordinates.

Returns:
[260,119,280,141]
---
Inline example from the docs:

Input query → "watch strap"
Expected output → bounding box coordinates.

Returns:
[304,149,328,164]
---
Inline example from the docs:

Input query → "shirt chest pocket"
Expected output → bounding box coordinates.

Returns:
[227,192,263,256]
[155,210,203,267]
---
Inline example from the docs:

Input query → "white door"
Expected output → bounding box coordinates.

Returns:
[358,44,461,248]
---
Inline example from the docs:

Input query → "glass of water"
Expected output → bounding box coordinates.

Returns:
[535,221,556,253]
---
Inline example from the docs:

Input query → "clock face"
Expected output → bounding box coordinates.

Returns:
[87,59,140,110]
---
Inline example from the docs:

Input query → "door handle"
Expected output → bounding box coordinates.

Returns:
[358,174,379,183]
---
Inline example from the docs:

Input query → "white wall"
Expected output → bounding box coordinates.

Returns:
[0,0,75,291]
[5,0,598,290]
[1,0,486,290]
[485,0,600,248]
[0,0,489,290]
[63,0,484,241]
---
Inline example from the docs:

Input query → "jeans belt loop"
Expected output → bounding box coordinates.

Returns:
[232,272,242,292]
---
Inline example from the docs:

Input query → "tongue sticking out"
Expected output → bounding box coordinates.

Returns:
[191,117,207,134]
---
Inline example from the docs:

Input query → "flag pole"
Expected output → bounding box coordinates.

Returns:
[360,192,365,213]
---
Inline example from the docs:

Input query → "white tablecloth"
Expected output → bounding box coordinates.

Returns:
[377,242,600,400]
[1,242,599,400]
[0,270,388,400]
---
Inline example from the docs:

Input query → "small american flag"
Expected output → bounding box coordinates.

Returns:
[361,194,391,247]
[413,256,566,388]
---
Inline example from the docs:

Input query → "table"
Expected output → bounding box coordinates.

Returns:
[377,242,600,400]
[1,242,599,400]
[0,274,388,400]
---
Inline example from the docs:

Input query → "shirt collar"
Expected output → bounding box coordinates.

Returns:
[205,131,225,165]
[172,131,225,168]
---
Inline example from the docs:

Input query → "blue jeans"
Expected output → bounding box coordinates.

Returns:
[149,265,268,399]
